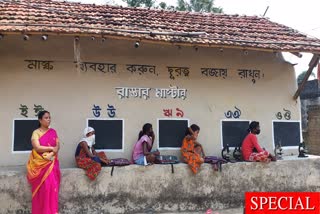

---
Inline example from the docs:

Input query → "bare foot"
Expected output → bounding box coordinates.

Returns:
[100,158,110,165]
[200,158,204,163]
[271,156,277,162]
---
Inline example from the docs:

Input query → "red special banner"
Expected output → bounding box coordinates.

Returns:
[245,192,320,214]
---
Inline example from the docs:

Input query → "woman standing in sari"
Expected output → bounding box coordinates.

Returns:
[181,124,205,174]
[26,110,61,214]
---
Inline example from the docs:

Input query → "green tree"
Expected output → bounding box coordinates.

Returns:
[176,0,223,13]
[159,2,167,9]
[297,71,316,84]
[144,0,156,8]
[122,0,222,12]
[158,2,175,10]
[123,0,156,7]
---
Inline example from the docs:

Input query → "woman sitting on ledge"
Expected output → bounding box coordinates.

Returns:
[75,127,110,180]
[181,124,206,174]
[132,123,159,165]
[242,121,276,162]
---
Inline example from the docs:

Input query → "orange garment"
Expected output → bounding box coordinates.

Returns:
[75,145,108,180]
[181,136,203,174]
[27,149,56,198]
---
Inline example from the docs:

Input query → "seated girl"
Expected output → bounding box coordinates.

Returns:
[132,123,159,165]
[75,127,110,180]
[242,121,276,162]
[181,124,206,174]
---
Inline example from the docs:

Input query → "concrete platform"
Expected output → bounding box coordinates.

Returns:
[0,155,319,214]
[154,208,243,213]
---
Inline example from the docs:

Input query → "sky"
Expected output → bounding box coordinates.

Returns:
[69,0,320,78]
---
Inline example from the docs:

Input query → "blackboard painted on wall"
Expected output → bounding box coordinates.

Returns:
[87,119,124,150]
[158,119,189,149]
[273,120,301,147]
[221,120,250,148]
[13,119,39,152]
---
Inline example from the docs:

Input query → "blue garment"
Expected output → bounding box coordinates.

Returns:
[75,143,101,163]
[134,155,146,165]
[91,156,102,163]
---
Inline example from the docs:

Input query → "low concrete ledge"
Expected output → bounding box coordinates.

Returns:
[1,156,320,214]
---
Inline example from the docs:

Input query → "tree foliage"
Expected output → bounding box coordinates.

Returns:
[122,0,223,13]
[176,0,222,13]
[297,71,316,84]
[122,0,155,7]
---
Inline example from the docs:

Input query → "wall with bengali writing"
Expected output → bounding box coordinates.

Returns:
[0,35,301,167]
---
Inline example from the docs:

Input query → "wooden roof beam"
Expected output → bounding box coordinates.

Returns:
[290,52,303,58]
[293,54,320,100]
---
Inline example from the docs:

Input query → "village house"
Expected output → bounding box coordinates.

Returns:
[300,79,320,155]
[1,0,320,169]
[300,79,320,130]
[2,1,320,213]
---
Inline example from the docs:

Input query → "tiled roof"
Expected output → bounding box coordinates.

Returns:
[1,0,320,53]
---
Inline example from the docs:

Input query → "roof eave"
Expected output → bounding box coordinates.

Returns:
[1,30,320,55]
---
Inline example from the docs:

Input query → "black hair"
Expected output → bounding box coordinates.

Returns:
[37,110,50,127]
[248,121,259,133]
[185,124,200,136]
[138,123,152,140]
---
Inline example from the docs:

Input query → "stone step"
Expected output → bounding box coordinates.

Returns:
[159,208,243,214]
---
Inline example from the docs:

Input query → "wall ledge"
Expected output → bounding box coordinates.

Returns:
[1,156,319,214]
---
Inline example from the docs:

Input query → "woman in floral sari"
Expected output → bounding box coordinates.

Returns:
[75,127,110,180]
[181,124,205,174]
[26,110,61,214]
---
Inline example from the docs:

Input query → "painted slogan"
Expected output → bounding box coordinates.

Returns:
[24,59,265,84]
